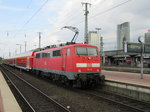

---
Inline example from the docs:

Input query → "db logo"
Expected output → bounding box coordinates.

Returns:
[87,63,92,67]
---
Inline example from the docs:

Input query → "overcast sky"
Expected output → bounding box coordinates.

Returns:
[0,0,150,58]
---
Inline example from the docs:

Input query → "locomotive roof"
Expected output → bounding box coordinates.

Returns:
[36,43,98,53]
[4,44,98,59]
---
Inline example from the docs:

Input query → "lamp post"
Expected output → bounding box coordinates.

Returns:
[138,36,144,79]
[95,28,104,65]
[24,41,27,52]
[95,28,101,52]
[16,44,22,54]
[34,45,37,48]
[95,28,101,33]
[24,34,27,52]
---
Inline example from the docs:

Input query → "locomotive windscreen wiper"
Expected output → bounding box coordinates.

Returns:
[76,49,80,56]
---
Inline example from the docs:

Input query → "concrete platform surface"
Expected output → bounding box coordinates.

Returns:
[0,71,22,112]
[102,70,150,87]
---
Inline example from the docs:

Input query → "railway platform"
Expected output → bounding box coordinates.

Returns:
[102,70,150,87]
[102,70,150,102]
[0,71,22,112]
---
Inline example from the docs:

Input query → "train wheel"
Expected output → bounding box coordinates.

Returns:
[35,70,40,77]
[75,79,82,88]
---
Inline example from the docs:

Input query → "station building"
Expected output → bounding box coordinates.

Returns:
[103,49,150,68]
[87,22,150,68]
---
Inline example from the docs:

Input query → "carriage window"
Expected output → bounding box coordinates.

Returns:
[36,53,41,58]
[53,50,61,57]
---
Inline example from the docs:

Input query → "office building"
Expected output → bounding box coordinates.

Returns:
[117,22,130,50]
[88,31,102,51]
[145,30,150,44]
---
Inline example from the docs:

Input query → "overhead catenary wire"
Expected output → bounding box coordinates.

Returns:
[0,0,98,35]
[13,0,49,38]
[70,0,132,27]
[23,0,49,27]
[1,0,132,37]
[28,0,133,48]
[90,0,106,14]
[90,0,132,19]
[27,0,32,8]
[3,0,133,52]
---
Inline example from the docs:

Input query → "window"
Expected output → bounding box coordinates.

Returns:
[53,50,61,57]
[76,47,88,56]
[42,52,51,58]
[36,53,41,58]
[87,47,98,56]
[76,47,98,56]
[42,53,47,58]
[47,52,51,58]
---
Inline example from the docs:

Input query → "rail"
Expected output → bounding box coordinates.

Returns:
[1,65,72,112]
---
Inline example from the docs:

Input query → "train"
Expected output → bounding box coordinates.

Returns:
[3,42,105,88]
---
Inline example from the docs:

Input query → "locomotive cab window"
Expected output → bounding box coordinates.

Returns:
[88,47,98,56]
[52,50,61,57]
[76,47,88,56]
[76,47,98,56]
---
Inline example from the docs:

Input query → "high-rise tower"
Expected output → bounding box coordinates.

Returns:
[117,22,130,50]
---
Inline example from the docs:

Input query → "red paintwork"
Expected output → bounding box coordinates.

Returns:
[34,44,101,73]
[15,51,36,69]
[3,44,101,73]
[3,51,36,69]
[3,58,15,66]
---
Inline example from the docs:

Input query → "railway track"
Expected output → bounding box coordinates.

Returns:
[0,65,72,112]
[1,65,150,112]
[78,89,150,112]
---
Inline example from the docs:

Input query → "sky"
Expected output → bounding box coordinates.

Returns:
[0,0,150,58]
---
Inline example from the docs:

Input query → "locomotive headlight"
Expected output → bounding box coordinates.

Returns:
[97,69,100,72]
[92,63,100,67]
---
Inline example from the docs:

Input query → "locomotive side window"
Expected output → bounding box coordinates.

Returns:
[76,47,98,56]
[47,52,51,58]
[53,50,61,57]
[42,53,48,58]
[36,53,41,58]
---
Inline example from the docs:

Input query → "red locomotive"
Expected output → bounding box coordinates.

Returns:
[3,43,105,87]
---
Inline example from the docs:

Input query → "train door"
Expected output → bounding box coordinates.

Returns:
[62,48,72,71]
[27,57,30,69]
[62,48,66,71]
